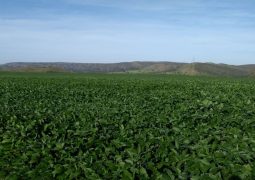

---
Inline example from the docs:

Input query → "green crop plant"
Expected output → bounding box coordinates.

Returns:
[0,72,255,179]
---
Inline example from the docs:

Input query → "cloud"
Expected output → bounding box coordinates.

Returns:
[1,0,255,29]
[0,0,255,64]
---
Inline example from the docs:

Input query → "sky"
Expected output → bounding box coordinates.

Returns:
[0,0,255,64]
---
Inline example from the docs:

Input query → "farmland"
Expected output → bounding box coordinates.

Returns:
[0,72,255,179]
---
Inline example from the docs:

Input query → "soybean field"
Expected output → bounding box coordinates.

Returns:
[0,72,255,179]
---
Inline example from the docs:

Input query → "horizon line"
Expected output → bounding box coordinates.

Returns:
[1,60,254,66]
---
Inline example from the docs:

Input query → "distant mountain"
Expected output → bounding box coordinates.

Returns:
[1,61,255,77]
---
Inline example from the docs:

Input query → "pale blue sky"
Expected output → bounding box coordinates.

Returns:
[0,0,255,64]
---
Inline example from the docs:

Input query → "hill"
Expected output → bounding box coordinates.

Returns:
[1,61,255,77]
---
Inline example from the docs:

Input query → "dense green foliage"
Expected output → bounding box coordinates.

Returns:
[0,72,255,179]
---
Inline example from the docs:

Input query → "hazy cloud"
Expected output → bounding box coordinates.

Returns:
[0,0,255,64]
